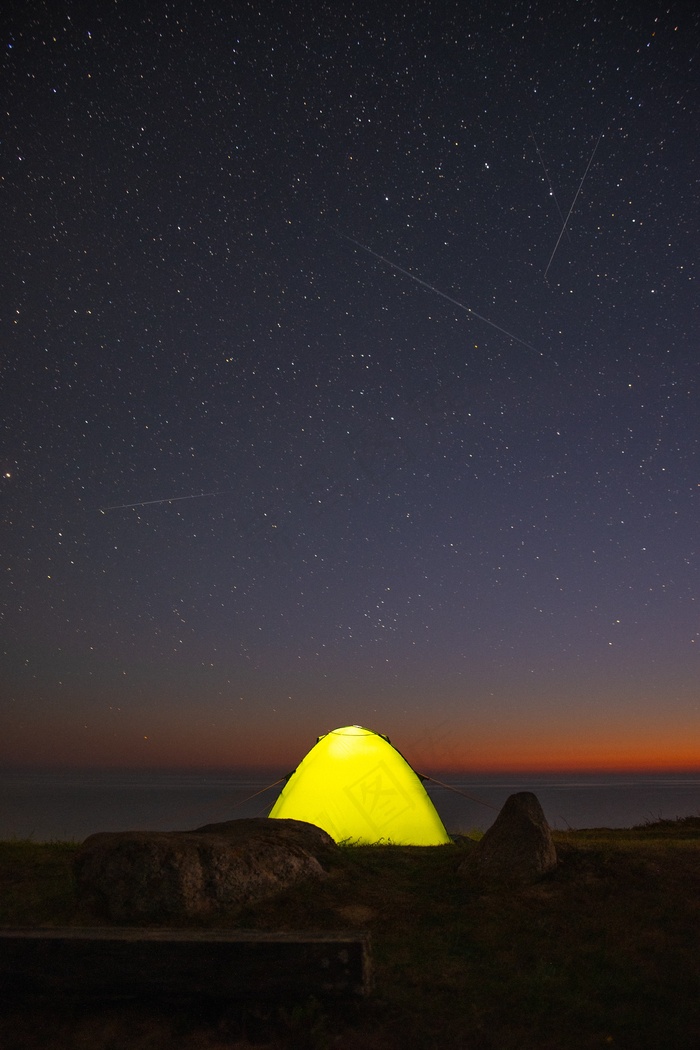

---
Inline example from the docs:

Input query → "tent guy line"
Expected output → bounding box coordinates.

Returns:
[422,774,500,811]
[333,229,541,355]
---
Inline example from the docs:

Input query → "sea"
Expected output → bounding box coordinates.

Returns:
[1,770,699,842]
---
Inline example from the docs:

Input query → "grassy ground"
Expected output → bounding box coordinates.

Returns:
[1,818,699,1049]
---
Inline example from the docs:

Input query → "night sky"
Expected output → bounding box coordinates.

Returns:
[2,1,698,774]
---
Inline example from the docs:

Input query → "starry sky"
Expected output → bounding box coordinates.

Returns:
[2,0,698,774]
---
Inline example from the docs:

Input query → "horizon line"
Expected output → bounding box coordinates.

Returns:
[3,762,700,778]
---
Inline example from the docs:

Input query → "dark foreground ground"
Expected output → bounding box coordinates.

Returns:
[1,818,699,1050]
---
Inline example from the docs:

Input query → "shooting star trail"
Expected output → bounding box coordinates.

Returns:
[100,492,218,513]
[543,131,604,282]
[528,125,571,241]
[336,232,539,354]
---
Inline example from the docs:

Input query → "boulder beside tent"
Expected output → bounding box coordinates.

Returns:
[269,725,451,845]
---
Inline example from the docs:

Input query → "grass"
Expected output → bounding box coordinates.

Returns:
[1,819,700,1048]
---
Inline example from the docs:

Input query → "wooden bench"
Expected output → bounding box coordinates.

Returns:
[0,927,372,999]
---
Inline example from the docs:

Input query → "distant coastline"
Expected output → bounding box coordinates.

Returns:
[2,769,698,843]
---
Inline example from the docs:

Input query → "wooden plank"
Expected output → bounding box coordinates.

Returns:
[0,927,372,999]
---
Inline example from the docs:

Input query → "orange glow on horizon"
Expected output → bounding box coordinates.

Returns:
[3,738,698,777]
[419,742,700,776]
[400,715,700,776]
[2,709,699,776]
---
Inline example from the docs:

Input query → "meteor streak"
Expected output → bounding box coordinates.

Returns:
[337,231,539,354]
[544,131,604,282]
[100,491,218,512]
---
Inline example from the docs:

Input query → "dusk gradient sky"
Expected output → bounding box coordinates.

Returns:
[2,0,698,774]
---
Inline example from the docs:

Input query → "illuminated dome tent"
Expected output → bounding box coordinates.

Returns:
[269,725,451,845]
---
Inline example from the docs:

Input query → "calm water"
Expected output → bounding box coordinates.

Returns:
[1,770,699,841]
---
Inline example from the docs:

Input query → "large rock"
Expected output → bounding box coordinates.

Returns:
[74,818,336,922]
[462,792,557,884]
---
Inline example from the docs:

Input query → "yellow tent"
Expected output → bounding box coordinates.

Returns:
[269,725,451,845]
